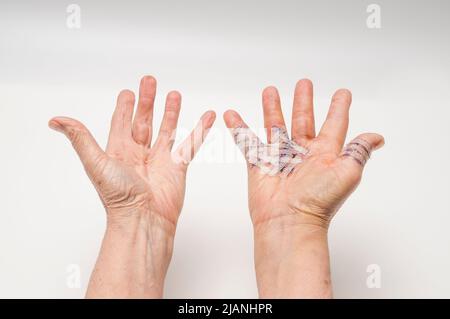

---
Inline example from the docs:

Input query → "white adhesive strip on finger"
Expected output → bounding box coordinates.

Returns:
[341,137,372,166]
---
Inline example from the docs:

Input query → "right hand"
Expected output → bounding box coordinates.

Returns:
[224,79,384,231]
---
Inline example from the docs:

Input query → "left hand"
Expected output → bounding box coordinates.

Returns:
[49,75,215,232]
[49,75,216,298]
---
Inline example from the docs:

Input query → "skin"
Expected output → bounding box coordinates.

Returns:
[49,75,216,298]
[224,79,384,298]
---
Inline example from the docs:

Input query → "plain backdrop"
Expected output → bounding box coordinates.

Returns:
[1,0,449,298]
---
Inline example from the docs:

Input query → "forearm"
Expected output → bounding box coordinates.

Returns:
[253,215,332,299]
[86,208,175,298]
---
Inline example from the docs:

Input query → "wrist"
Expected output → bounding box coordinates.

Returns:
[253,216,328,267]
[253,214,331,298]
[252,209,330,237]
[106,205,177,277]
[86,206,176,298]
[106,204,177,238]
[105,209,176,262]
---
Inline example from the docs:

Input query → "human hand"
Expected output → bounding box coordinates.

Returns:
[49,76,215,298]
[224,79,384,230]
[224,79,384,298]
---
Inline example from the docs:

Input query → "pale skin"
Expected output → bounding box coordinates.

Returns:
[223,79,384,298]
[50,77,383,299]
[49,76,216,298]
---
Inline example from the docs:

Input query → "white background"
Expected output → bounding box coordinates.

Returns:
[1,0,449,298]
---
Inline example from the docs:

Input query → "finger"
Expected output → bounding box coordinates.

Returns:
[339,133,385,171]
[49,117,105,173]
[262,86,286,143]
[155,91,182,149]
[318,89,352,153]
[223,109,248,129]
[108,90,135,145]
[291,79,315,144]
[132,75,156,146]
[224,109,264,166]
[173,111,216,166]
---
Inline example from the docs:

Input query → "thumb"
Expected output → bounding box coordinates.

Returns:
[49,117,105,170]
[339,132,385,170]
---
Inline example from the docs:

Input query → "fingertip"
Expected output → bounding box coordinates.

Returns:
[263,85,278,93]
[356,133,385,151]
[167,90,182,101]
[223,109,242,128]
[223,109,237,118]
[296,78,313,89]
[333,88,352,101]
[48,117,88,137]
[373,134,385,150]
[118,89,135,102]
[201,110,216,127]
[207,110,217,121]
[262,85,279,99]
[139,76,157,98]
[48,118,63,132]
[366,133,385,150]
[140,75,157,86]
[48,116,75,128]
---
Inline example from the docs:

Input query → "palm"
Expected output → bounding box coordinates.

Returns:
[225,79,383,227]
[249,144,358,226]
[90,143,185,225]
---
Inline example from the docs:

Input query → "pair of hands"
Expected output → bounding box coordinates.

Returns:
[49,76,384,298]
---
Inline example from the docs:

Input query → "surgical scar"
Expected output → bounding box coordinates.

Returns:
[232,126,309,177]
